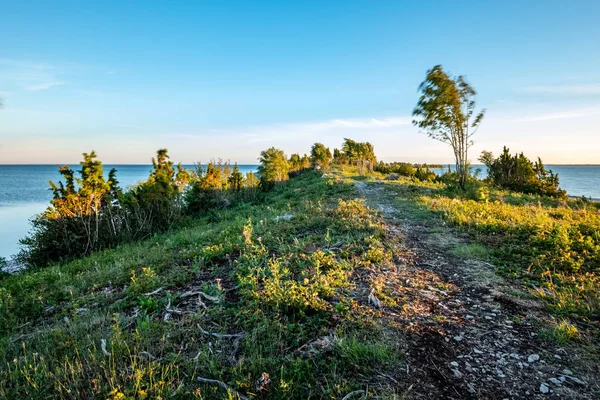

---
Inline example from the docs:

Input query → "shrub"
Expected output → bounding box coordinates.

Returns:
[481,147,566,198]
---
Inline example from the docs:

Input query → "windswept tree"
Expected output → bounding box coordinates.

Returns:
[310,143,333,170]
[412,65,485,188]
[258,147,290,187]
[341,138,376,164]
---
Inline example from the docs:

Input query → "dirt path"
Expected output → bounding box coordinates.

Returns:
[355,181,597,399]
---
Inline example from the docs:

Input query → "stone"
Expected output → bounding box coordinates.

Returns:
[450,361,459,367]
[549,378,562,385]
[387,173,400,180]
[528,354,540,363]
[540,383,549,394]
[452,369,463,378]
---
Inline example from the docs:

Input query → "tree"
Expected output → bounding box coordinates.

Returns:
[228,163,244,191]
[412,65,485,189]
[288,153,303,172]
[341,138,376,164]
[478,150,495,170]
[258,147,289,185]
[310,143,332,170]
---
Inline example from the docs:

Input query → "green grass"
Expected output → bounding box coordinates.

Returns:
[451,243,489,260]
[0,171,404,399]
[540,320,580,345]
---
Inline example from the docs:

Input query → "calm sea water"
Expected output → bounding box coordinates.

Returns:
[0,164,258,259]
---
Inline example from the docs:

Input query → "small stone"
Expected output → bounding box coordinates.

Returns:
[553,354,562,360]
[528,354,540,363]
[558,376,566,382]
[510,353,520,360]
[496,368,505,378]
[549,378,562,385]
[562,368,573,375]
[467,383,476,393]
[450,361,459,367]
[452,369,463,378]
[540,383,549,394]
[473,348,483,354]
[454,335,464,342]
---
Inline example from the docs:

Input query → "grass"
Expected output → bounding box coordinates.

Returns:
[540,320,580,345]
[451,243,489,260]
[0,171,405,399]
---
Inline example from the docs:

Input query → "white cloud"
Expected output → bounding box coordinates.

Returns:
[26,81,66,92]
[522,84,600,95]
[513,106,600,122]
[0,59,67,92]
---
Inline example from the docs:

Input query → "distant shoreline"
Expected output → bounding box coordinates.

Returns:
[568,195,600,203]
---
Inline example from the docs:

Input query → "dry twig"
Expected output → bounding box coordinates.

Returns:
[196,376,250,400]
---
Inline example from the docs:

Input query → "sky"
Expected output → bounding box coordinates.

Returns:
[0,0,599,165]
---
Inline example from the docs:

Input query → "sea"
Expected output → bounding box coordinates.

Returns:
[0,164,258,259]
[0,164,599,260]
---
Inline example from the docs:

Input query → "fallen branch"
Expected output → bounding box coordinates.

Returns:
[197,324,246,339]
[197,376,250,400]
[180,290,220,303]
[100,339,111,357]
[341,390,365,400]
[144,287,164,296]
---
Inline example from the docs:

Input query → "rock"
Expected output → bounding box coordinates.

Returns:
[451,369,463,378]
[540,383,549,394]
[562,369,573,375]
[453,335,464,342]
[387,173,399,180]
[528,354,540,363]
[450,361,459,367]
[509,353,520,360]
[473,348,483,354]
[549,378,562,385]
[553,354,562,360]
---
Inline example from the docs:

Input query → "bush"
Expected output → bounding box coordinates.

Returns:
[481,147,566,198]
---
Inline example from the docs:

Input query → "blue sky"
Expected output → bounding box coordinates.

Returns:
[1,0,599,164]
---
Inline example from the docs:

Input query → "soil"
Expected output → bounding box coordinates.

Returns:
[354,180,599,399]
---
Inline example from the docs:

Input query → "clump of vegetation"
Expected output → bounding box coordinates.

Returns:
[310,142,333,170]
[540,319,580,344]
[480,147,566,198]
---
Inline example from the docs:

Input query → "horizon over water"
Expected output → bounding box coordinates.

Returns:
[1,163,599,259]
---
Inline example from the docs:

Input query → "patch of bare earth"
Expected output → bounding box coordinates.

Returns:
[354,181,598,399]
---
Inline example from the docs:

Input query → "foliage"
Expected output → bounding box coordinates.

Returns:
[413,65,485,188]
[310,142,333,170]
[18,152,122,267]
[258,147,290,190]
[340,138,377,165]
[376,161,416,177]
[481,147,566,198]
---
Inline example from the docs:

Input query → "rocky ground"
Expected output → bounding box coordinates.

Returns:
[355,180,599,399]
